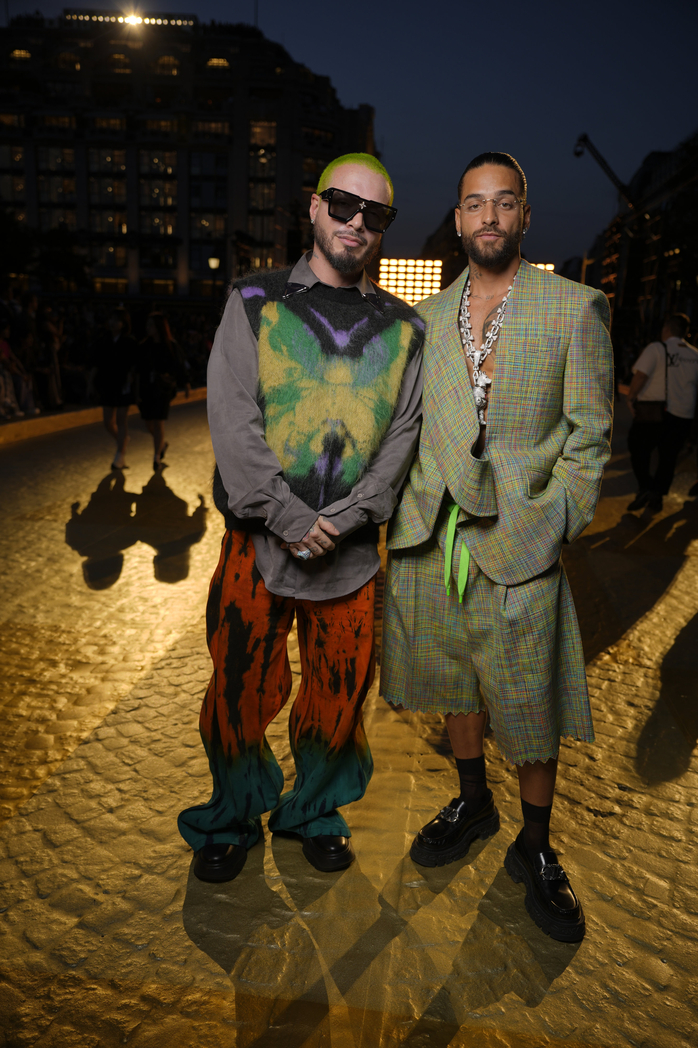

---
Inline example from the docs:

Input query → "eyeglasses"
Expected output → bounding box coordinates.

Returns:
[458,196,524,215]
[320,188,397,233]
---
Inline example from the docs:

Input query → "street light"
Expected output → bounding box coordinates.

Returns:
[208,257,220,270]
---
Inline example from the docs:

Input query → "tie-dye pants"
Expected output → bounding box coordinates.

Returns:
[178,529,376,852]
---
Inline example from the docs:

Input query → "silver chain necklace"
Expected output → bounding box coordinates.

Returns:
[458,275,516,425]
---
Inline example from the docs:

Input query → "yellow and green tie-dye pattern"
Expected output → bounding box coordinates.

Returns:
[257,300,414,510]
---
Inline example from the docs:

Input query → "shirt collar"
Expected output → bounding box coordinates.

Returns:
[283,251,383,312]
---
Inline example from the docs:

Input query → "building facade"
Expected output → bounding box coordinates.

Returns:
[0,9,375,299]
[577,129,698,364]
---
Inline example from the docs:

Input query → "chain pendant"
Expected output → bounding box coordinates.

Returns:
[458,277,515,425]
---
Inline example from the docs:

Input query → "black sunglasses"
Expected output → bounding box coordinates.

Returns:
[320,187,397,233]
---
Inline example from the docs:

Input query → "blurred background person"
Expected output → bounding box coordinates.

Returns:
[0,280,20,336]
[93,307,137,470]
[137,312,188,471]
[36,304,64,411]
[0,319,38,417]
[0,319,23,419]
[626,313,698,513]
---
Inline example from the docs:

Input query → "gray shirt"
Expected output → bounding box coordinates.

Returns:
[207,254,424,600]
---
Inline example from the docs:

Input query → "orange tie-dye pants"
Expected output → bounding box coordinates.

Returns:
[178,529,376,852]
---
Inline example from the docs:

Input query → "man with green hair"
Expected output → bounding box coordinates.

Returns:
[178,153,424,883]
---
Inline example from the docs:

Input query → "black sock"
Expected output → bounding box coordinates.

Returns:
[521,798,553,855]
[455,754,487,805]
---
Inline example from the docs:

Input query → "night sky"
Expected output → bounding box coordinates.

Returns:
[10,0,698,266]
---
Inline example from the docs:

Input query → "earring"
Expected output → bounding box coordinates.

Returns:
[456,232,461,237]
[523,228,528,237]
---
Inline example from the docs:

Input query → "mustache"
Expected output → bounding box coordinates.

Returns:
[335,231,367,247]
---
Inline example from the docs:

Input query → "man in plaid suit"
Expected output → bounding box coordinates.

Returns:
[381,152,614,942]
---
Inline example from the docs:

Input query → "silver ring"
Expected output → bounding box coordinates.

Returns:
[296,549,312,561]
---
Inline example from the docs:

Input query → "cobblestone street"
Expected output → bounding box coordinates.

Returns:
[1,401,697,1047]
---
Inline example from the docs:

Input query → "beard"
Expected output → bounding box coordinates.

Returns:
[461,223,523,268]
[313,223,381,275]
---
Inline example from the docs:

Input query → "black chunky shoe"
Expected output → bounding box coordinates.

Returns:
[504,829,585,942]
[410,790,500,867]
[193,843,248,883]
[302,834,355,872]
[627,490,652,511]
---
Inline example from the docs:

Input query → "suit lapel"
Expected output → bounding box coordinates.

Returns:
[486,260,535,430]
[424,267,479,457]
[421,268,500,512]
[487,263,568,438]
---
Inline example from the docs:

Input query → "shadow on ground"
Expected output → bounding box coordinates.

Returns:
[404,869,579,1044]
[563,491,698,666]
[182,829,579,1046]
[65,470,207,587]
[636,608,698,784]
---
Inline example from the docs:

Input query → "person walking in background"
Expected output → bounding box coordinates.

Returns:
[94,307,137,470]
[0,319,24,419]
[381,152,613,943]
[626,314,698,513]
[0,319,39,417]
[178,153,423,884]
[37,304,64,411]
[137,312,188,472]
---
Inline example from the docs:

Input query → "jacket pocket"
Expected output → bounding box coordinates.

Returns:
[527,467,552,498]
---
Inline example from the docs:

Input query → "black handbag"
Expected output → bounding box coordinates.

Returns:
[634,341,667,423]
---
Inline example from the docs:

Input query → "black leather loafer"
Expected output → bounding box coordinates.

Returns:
[504,830,585,942]
[302,835,355,872]
[193,843,248,883]
[410,790,500,867]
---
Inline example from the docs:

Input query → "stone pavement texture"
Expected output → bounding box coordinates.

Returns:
[0,402,697,1047]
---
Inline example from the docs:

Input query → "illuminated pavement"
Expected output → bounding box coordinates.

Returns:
[0,402,697,1047]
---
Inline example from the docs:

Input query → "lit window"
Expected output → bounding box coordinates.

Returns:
[108,53,132,74]
[57,52,80,71]
[193,121,230,136]
[207,57,230,68]
[156,55,179,76]
[10,49,31,61]
[42,115,76,129]
[250,121,276,147]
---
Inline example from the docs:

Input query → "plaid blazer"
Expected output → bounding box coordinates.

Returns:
[388,260,614,585]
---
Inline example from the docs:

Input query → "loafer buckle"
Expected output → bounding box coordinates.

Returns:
[541,862,567,882]
[439,805,460,824]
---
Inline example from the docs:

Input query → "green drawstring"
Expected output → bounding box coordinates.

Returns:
[444,502,470,603]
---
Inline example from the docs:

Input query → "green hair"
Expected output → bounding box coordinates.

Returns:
[316,153,394,205]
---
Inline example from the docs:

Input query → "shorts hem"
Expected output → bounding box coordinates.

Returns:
[499,731,596,767]
[383,696,484,716]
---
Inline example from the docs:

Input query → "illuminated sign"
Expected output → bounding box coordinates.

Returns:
[63,9,197,26]
[378,258,442,306]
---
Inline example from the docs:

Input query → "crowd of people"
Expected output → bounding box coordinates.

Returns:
[0,280,214,433]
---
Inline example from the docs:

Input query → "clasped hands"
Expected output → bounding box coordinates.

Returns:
[280,515,340,561]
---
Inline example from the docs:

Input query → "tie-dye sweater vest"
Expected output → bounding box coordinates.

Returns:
[214,267,423,532]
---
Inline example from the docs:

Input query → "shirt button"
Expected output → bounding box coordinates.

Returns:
[283,530,289,536]
[357,493,363,499]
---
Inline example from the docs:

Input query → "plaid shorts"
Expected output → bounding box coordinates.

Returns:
[379,507,594,765]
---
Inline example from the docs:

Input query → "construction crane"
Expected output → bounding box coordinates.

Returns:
[574,134,635,210]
